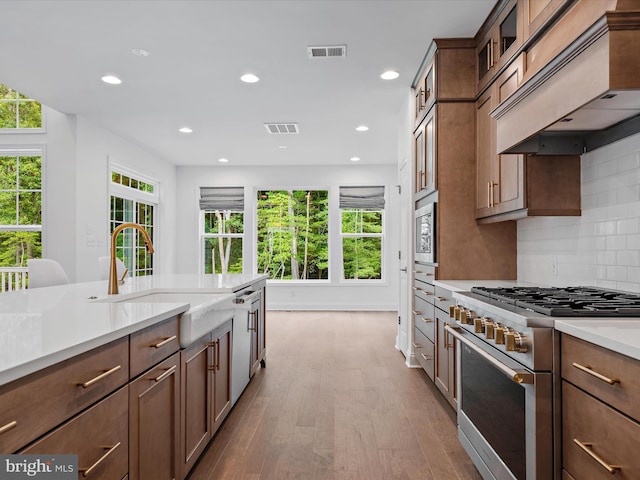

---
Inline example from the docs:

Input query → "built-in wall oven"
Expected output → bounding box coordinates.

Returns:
[447,285,640,480]
[415,201,436,263]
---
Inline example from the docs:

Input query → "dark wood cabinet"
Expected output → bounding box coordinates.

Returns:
[21,387,129,480]
[180,319,232,479]
[414,107,436,196]
[129,352,180,480]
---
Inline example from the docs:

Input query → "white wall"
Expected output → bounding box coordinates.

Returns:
[518,131,640,292]
[74,117,178,282]
[176,164,400,310]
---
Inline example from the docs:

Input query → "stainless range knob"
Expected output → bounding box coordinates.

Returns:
[484,320,496,339]
[495,324,506,345]
[505,332,529,353]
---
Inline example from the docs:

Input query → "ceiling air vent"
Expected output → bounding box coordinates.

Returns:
[264,123,299,134]
[307,45,347,59]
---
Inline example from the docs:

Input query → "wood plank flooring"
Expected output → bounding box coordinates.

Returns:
[188,311,482,480]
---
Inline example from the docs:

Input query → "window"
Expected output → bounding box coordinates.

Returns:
[257,190,328,280]
[340,186,385,280]
[109,166,157,277]
[0,84,43,130]
[0,150,42,267]
[199,187,244,274]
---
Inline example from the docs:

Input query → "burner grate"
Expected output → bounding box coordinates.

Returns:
[470,286,640,316]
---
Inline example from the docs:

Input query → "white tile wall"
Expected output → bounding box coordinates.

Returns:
[518,131,640,293]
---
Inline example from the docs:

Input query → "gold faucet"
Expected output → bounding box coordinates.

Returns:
[108,222,154,294]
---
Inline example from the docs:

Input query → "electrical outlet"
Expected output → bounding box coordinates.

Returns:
[551,256,558,276]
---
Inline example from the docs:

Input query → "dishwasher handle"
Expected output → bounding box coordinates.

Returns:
[234,289,261,307]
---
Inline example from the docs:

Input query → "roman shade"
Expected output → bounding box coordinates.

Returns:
[199,186,244,211]
[339,186,385,209]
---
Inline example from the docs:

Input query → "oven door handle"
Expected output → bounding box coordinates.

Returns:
[445,325,534,385]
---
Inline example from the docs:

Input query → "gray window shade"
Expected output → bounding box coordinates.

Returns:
[339,186,385,209]
[199,186,244,211]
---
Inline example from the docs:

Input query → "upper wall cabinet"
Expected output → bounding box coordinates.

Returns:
[476,0,523,92]
[414,39,476,129]
[522,0,567,41]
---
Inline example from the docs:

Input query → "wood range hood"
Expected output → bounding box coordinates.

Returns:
[493,7,640,155]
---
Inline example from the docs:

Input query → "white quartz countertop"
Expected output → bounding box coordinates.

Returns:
[0,273,267,387]
[555,319,640,361]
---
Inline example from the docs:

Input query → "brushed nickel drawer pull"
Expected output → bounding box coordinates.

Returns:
[78,365,122,389]
[80,442,121,477]
[422,317,433,324]
[152,335,177,349]
[572,362,620,385]
[153,365,177,383]
[573,439,620,474]
[0,420,17,435]
[412,342,422,349]
[421,353,431,361]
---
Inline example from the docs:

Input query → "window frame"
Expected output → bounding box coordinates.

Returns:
[108,162,159,277]
[255,187,330,284]
[339,206,385,283]
[0,85,46,134]
[200,209,245,275]
[0,147,45,265]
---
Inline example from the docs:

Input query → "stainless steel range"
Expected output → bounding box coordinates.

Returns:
[446,286,640,480]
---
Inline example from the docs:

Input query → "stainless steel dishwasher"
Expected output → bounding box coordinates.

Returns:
[232,288,261,404]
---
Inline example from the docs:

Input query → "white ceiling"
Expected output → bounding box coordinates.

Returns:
[0,0,495,167]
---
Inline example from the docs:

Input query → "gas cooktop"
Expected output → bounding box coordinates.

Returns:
[470,286,640,317]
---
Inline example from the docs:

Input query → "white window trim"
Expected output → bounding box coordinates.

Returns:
[199,209,244,275]
[339,208,386,284]
[0,102,47,135]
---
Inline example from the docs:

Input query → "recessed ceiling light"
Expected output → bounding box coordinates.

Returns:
[240,73,260,83]
[356,125,369,132]
[380,70,399,80]
[101,75,122,85]
[218,158,229,163]
[278,145,287,149]
[350,157,361,162]
[178,127,193,133]
[131,48,150,57]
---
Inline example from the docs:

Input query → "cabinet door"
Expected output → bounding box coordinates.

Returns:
[435,311,456,409]
[129,352,180,480]
[476,57,526,219]
[180,336,211,477]
[414,122,425,193]
[211,322,232,433]
[523,0,566,40]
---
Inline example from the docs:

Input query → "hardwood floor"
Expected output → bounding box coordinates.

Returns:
[187,311,482,480]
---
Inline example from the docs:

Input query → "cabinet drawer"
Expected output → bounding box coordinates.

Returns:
[130,316,180,378]
[413,327,434,381]
[21,386,129,480]
[0,336,129,453]
[414,264,435,284]
[413,294,435,342]
[434,286,455,314]
[563,381,640,480]
[413,280,435,305]
[561,334,640,421]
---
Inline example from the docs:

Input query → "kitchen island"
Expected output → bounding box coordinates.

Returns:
[0,273,267,480]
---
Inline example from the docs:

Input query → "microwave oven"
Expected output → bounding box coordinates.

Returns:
[415,202,436,263]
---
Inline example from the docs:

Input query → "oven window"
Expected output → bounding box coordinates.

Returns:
[461,344,526,479]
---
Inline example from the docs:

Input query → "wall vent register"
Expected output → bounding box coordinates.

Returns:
[264,123,299,134]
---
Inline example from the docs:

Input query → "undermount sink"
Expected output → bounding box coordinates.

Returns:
[101,292,237,347]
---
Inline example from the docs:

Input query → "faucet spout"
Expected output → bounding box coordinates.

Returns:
[108,222,154,294]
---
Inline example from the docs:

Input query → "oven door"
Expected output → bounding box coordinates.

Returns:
[446,326,552,480]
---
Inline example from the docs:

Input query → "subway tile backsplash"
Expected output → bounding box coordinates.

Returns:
[518,131,640,293]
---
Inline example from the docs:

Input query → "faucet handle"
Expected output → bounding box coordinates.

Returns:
[118,268,129,286]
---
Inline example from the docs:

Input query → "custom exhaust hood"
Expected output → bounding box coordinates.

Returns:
[492,10,640,155]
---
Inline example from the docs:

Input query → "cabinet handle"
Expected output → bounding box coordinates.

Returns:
[572,362,620,385]
[0,420,17,435]
[490,40,495,67]
[412,310,422,316]
[412,342,422,349]
[444,330,455,349]
[422,317,433,324]
[80,442,121,477]
[412,286,421,291]
[78,365,122,389]
[209,341,217,371]
[421,353,432,361]
[487,181,491,207]
[573,439,620,474]
[151,335,177,349]
[435,296,447,301]
[248,311,258,332]
[153,365,176,383]
[423,291,433,296]
[216,339,221,371]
